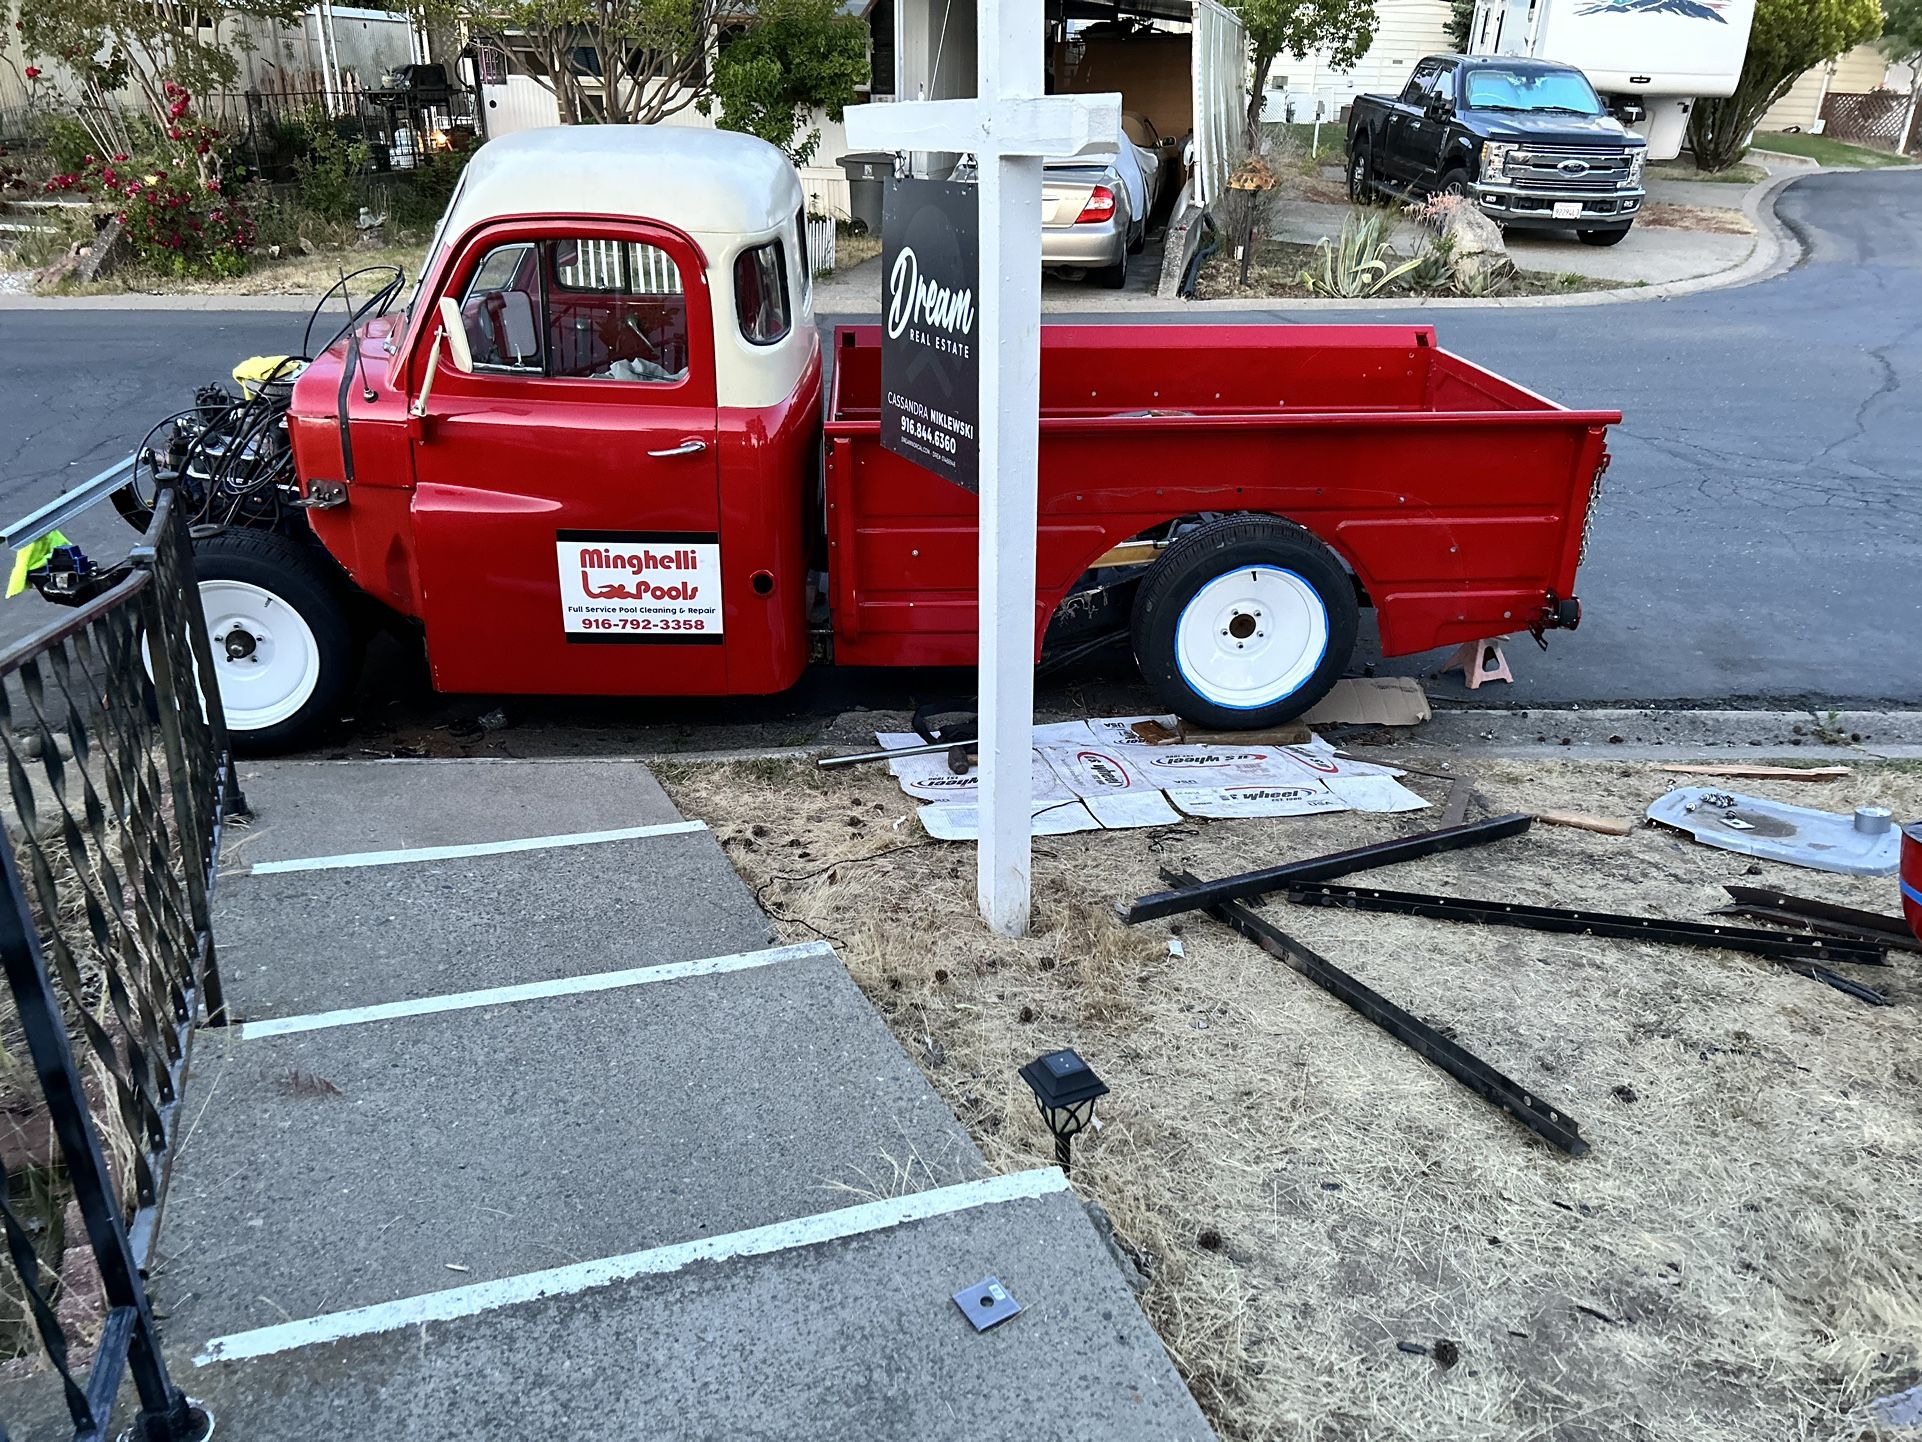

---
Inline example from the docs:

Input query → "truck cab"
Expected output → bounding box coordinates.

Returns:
[1347,54,1648,245]
[289,126,824,712]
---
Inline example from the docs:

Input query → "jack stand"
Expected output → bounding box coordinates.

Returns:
[1444,637,1513,690]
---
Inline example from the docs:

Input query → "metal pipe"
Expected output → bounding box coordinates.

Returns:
[1125,813,1534,924]
[1170,869,1589,1156]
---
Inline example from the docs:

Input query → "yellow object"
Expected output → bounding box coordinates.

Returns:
[232,354,299,399]
[8,531,70,599]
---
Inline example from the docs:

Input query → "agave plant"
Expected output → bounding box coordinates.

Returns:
[1297,209,1424,298]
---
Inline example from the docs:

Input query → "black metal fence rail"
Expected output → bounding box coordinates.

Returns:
[1,488,232,1442]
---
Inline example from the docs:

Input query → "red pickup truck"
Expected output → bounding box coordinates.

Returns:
[18,126,1616,749]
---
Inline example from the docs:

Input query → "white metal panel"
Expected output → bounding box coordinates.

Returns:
[1532,0,1757,98]
[481,74,562,136]
[1190,0,1247,208]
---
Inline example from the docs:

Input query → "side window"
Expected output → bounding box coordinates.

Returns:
[734,240,790,346]
[793,207,813,308]
[1431,66,1456,108]
[460,242,543,372]
[1400,65,1436,106]
[546,238,690,383]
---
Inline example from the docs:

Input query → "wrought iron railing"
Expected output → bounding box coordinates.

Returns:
[0,488,236,1442]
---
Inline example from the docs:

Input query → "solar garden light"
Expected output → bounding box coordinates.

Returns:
[1018,1049,1109,1173]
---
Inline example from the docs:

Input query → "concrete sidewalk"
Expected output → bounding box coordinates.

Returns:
[119,758,1209,1441]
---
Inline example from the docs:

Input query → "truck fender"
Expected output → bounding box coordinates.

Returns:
[1045,511,1376,643]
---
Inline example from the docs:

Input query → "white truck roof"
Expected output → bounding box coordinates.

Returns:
[428,125,816,411]
[440,125,804,243]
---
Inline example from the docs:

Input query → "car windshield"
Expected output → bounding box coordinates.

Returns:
[1464,68,1604,115]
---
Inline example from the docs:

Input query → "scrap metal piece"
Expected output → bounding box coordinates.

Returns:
[1714,885,1922,956]
[1167,869,1589,1156]
[1125,813,1533,924]
[953,1276,1022,1332]
[1647,787,1901,876]
[1286,884,1891,1006]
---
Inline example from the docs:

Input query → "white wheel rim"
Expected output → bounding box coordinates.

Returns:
[199,580,322,731]
[1174,565,1329,711]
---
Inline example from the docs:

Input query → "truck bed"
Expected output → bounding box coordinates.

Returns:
[823,324,1619,667]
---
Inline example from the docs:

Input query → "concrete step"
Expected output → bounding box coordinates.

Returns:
[181,1172,1214,1442]
[227,759,685,865]
[211,826,773,1020]
[156,943,982,1344]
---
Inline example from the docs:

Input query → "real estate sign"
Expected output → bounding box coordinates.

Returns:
[879,178,980,492]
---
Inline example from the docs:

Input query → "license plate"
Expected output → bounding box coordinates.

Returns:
[1553,201,1582,220]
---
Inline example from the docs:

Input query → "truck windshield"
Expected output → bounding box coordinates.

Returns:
[1464,69,1604,116]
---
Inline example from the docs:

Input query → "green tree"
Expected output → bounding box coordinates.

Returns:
[1686,0,1883,169]
[11,0,307,139]
[1883,0,1922,153]
[416,0,725,124]
[1226,0,1378,141]
[1445,0,1476,53]
[703,0,869,163]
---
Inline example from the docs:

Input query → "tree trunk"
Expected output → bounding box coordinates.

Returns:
[1687,71,1800,170]
[1246,47,1276,149]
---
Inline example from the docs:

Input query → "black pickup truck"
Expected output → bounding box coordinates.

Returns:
[1346,53,1648,246]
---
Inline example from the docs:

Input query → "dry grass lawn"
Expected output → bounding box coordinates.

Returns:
[657,754,1922,1442]
[1637,202,1756,235]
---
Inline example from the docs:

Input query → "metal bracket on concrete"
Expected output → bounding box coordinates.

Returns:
[953,1276,1022,1332]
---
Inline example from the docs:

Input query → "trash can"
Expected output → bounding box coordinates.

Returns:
[836,152,892,236]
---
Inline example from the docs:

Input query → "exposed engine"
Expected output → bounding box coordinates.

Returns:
[117,360,306,534]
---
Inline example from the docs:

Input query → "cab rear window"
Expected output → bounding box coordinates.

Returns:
[734,240,790,346]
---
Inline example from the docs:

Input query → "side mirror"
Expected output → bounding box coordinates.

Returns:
[437,295,473,373]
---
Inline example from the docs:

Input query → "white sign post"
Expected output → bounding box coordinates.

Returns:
[845,8,1118,938]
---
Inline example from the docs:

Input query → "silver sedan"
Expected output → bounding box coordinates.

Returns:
[953,142,1159,289]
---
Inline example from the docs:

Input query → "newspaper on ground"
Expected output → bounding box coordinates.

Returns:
[881,716,1429,840]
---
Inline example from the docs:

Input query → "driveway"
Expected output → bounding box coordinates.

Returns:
[0,168,1915,722]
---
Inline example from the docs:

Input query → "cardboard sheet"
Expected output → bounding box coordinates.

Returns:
[881,716,1428,839]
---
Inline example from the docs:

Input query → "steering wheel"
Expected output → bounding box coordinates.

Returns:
[302,264,408,360]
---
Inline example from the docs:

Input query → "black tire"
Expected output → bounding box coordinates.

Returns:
[1130,515,1358,730]
[1578,226,1630,246]
[191,530,355,754]
[1436,168,1471,200]
[1094,256,1130,289]
[1347,140,1374,203]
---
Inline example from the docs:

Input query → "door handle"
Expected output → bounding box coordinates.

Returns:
[648,439,708,458]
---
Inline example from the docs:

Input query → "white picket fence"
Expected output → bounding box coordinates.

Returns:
[806,213,838,276]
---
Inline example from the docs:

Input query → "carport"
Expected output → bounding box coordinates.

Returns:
[889,0,1246,211]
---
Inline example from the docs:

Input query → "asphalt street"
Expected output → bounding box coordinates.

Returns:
[0,168,1915,726]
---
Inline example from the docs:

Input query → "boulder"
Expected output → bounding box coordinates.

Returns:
[1438,197,1511,287]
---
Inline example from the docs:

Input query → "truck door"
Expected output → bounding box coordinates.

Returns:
[1384,61,1443,182]
[406,222,727,698]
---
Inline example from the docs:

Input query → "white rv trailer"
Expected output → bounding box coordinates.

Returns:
[1468,0,1758,160]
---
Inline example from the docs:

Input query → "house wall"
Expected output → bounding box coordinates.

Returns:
[1760,43,1903,133]
[1262,0,1453,122]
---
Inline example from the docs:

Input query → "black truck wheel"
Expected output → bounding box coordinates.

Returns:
[192,530,354,753]
[1348,140,1374,202]
[1578,227,1630,246]
[1130,516,1358,730]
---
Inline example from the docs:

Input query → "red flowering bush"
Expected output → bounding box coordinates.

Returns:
[39,83,255,278]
